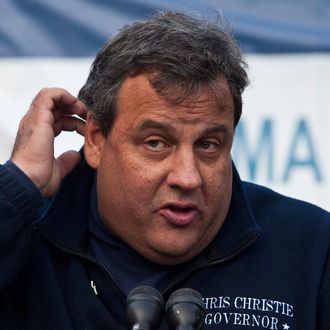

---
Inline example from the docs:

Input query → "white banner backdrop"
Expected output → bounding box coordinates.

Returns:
[0,54,329,210]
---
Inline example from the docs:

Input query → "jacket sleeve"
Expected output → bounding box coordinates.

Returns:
[0,164,43,289]
[317,242,330,329]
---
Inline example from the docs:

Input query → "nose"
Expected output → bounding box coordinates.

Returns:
[166,147,203,191]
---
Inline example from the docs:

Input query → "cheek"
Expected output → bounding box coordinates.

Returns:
[116,153,167,193]
[97,158,158,214]
[203,160,232,206]
[204,156,231,183]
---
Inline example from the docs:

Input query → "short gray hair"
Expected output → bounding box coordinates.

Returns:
[78,11,249,135]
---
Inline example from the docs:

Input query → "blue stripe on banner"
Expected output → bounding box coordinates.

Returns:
[1,0,330,56]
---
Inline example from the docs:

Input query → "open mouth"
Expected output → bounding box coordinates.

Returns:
[168,205,195,213]
[160,204,199,226]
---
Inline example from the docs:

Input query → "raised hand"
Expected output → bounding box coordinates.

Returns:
[10,88,87,197]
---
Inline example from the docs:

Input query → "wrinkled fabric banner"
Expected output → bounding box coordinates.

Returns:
[1,0,330,56]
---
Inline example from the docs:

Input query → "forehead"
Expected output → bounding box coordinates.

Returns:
[115,73,234,127]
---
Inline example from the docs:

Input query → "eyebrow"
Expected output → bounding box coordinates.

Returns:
[137,119,229,135]
[137,120,176,133]
[202,124,229,136]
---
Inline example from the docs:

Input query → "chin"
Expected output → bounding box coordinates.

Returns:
[145,242,201,266]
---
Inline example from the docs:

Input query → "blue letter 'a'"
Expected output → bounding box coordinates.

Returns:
[282,119,322,182]
[233,119,273,181]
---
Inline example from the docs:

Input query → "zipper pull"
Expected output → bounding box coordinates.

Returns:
[91,280,98,295]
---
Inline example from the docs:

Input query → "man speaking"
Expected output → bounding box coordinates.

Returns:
[0,11,329,329]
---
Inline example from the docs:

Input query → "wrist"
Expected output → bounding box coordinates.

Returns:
[4,160,43,201]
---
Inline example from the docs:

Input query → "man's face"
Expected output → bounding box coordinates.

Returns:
[85,74,235,265]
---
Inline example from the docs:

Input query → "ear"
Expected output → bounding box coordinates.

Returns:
[84,113,106,169]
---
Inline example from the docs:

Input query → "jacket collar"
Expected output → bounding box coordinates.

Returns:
[37,153,94,249]
[207,165,261,262]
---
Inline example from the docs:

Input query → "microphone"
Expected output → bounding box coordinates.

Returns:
[125,285,164,330]
[165,288,206,330]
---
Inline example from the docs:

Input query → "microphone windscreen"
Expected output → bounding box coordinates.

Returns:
[166,288,206,330]
[126,285,164,330]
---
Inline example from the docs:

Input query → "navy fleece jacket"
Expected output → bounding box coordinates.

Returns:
[0,157,329,329]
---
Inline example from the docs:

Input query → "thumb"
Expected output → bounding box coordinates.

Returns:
[56,150,82,180]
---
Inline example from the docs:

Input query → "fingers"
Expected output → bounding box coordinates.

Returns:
[53,115,86,137]
[56,150,82,182]
[40,151,82,197]
[30,87,87,120]
[27,87,87,138]
[60,99,87,120]
[11,88,88,197]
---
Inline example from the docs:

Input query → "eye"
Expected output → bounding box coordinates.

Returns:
[198,140,219,152]
[198,140,220,154]
[144,139,168,151]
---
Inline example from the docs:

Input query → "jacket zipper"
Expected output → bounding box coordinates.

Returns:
[40,229,260,297]
[39,231,125,297]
